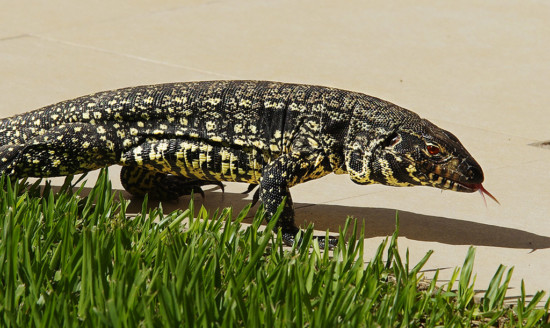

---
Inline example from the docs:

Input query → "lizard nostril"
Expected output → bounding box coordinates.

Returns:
[466,166,484,183]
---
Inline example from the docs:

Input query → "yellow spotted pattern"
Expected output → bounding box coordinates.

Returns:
[0,80,480,247]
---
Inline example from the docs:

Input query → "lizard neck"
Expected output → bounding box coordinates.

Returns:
[318,92,364,174]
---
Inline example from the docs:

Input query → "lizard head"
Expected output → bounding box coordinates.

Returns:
[345,102,498,203]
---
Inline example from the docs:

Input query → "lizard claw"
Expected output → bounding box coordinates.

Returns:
[242,183,260,207]
[242,183,258,194]
[194,180,226,199]
[211,180,225,194]
[193,186,206,199]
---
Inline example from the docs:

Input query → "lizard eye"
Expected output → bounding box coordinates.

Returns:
[426,144,441,156]
[383,132,401,148]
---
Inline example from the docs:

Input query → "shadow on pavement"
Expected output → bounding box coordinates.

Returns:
[122,187,550,251]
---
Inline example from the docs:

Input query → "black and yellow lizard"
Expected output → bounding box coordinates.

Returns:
[0,80,496,247]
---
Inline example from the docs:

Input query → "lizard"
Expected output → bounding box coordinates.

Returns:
[0,80,497,248]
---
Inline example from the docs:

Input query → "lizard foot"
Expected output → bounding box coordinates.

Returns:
[157,176,225,200]
[120,166,225,200]
[281,229,338,250]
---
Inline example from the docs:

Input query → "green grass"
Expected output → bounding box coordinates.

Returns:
[0,169,549,327]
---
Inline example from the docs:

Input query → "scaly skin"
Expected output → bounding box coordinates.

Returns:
[0,80,487,247]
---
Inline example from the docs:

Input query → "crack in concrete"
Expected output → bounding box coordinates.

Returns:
[0,34,31,42]
[27,33,238,79]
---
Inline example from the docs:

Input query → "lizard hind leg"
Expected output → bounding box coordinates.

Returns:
[120,165,223,200]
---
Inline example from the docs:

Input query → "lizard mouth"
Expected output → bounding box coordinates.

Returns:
[427,172,500,205]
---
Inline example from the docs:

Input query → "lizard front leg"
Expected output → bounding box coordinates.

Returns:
[259,153,337,248]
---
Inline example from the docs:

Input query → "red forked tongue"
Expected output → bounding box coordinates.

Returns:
[474,184,500,206]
